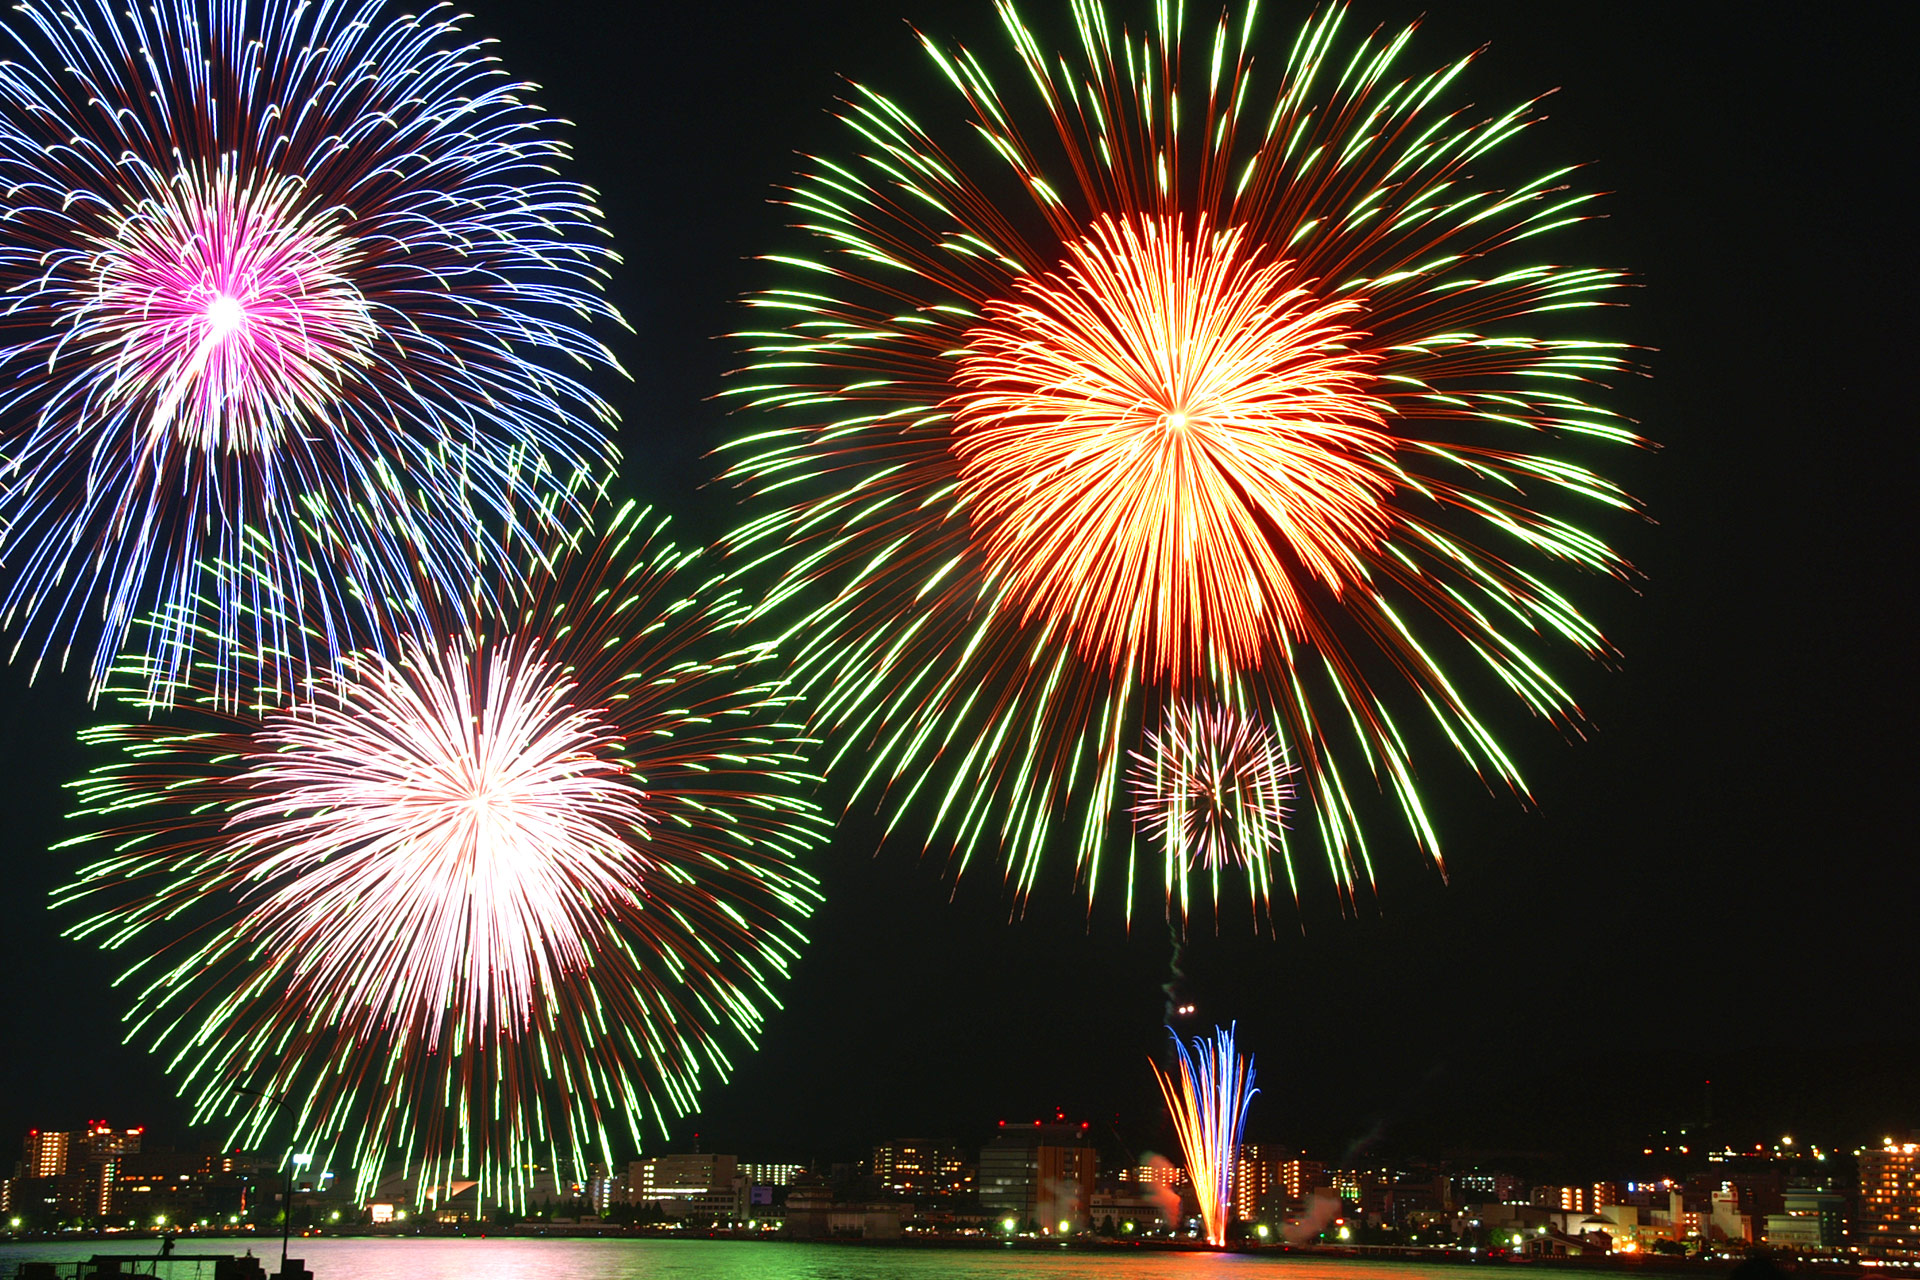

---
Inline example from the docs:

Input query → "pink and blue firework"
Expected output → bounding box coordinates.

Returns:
[0,0,624,701]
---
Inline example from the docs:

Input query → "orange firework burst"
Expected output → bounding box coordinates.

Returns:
[725,1,1643,919]
[952,214,1393,682]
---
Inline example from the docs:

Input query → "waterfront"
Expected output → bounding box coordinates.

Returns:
[0,1240,1703,1280]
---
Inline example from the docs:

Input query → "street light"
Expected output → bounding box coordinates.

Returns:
[236,1086,301,1280]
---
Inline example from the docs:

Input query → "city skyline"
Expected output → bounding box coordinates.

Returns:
[5,1081,1913,1193]
[6,1115,1913,1260]
[0,0,1911,1201]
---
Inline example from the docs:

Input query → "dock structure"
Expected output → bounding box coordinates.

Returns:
[11,1254,309,1280]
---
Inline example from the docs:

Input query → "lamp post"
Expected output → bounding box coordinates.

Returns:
[236,1087,300,1280]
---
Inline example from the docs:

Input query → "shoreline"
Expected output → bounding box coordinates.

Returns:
[0,1229,1888,1273]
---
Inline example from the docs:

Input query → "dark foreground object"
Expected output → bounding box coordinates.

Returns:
[13,1255,309,1280]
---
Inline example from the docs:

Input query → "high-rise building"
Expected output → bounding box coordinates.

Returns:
[1232,1147,1324,1221]
[1859,1142,1920,1258]
[6,1124,144,1221]
[979,1121,1097,1233]
[872,1141,973,1197]
[77,1123,144,1219]
[23,1131,70,1179]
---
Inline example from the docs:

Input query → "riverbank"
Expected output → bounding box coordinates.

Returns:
[0,1227,1886,1273]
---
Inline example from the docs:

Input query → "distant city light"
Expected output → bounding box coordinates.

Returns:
[3,1111,1911,1253]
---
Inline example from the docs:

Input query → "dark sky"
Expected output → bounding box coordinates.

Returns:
[1,0,1911,1185]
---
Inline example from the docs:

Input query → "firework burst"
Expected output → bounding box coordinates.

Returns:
[724,0,1642,919]
[0,0,623,701]
[1129,702,1297,913]
[55,502,825,1203]
[1151,1022,1257,1248]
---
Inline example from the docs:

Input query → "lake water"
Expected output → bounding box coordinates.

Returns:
[0,1240,1613,1280]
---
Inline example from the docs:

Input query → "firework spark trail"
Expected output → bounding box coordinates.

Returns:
[0,0,624,702]
[54,501,826,1205]
[722,0,1643,920]
[1151,1023,1257,1248]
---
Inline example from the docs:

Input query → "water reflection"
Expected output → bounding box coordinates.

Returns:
[0,1240,1623,1280]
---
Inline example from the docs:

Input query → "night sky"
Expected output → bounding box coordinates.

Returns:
[1,0,1910,1184]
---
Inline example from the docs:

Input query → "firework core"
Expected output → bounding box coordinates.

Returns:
[87,169,374,453]
[949,214,1395,685]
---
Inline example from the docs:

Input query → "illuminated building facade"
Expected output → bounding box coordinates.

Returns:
[1535,1184,1590,1212]
[740,1163,804,1187]
[23,1131,69,1179]
[1122,1161,1188,1188]
[1232,1147,1325,1221]
[1764,1185,1848,1250]
[1859,1142,1920,1258]
[871,1141,972,1197]
[3,1123,143,1221]
[628,1153,738,1203]
[1345,1169,1395,1219]
[626,1153,746,1223]
[979,1121,1097,1233]
[78,1123,144,1218]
